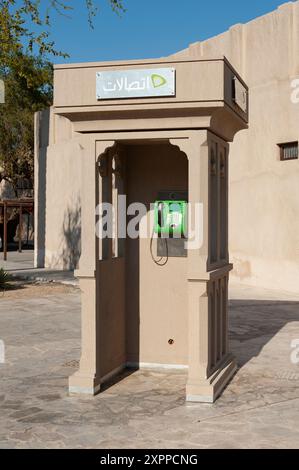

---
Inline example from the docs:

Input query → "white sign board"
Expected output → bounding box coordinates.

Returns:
[96,68,175,100]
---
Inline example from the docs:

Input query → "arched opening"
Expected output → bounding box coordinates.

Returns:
[95,140,189,379]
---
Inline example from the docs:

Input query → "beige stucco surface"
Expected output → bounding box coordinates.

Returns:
[34,111,82,269]
[125,144,188,366]
[172,1,299,293]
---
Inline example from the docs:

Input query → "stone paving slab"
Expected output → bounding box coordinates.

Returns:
[0,250,34,271]
[0,250,78,287]
[0,284,299,448]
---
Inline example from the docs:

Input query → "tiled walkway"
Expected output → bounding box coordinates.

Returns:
[0,283,299,448]
[0,250,77,286]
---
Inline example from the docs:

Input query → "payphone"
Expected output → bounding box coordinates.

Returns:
[154,200,187,237]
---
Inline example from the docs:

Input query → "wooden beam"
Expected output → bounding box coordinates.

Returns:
[18,205,23,253]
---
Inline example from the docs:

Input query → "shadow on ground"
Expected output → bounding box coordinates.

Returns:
[229,299,299,368]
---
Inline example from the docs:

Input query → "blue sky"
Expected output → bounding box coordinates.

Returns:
[48,0,289,64]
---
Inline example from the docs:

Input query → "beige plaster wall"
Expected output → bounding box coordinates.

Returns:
[125,143,188,366]
[35,108,82,269]
[172,1,299,293]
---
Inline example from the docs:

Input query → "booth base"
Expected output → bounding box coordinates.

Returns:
[186,355,237,403]
[68,372,102,396]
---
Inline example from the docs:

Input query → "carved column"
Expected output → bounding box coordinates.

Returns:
[175,130,237,403]
[69,138,115,395]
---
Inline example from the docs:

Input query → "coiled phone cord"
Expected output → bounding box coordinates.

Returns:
[150,230,169,266]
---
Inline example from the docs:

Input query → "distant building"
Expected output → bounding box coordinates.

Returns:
[171,1,299,293]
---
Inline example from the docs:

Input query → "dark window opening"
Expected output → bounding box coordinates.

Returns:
[278,141,298,161]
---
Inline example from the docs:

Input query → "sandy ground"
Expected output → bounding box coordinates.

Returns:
[0,281,77,300]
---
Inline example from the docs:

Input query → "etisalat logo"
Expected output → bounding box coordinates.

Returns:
[100,73,168,94]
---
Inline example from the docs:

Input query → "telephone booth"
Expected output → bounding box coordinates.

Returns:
[53,56,248,402]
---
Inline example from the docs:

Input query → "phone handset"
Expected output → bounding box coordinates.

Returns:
[158,202,164,230]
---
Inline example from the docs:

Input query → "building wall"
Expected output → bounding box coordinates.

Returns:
[172,1,299,292]
[34,108,82,269]
[36,1,299,292]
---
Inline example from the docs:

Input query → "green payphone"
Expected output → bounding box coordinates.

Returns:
[154,200,187,237]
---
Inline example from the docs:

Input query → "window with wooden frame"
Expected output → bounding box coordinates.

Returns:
[278,141,298,161]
